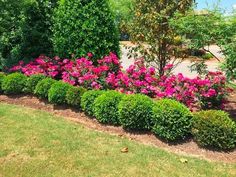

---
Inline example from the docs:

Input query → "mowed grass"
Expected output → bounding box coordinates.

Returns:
[0,103,235,177]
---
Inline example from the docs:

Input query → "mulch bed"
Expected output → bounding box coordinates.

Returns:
[0,94,236,163]
[224,91,236,120]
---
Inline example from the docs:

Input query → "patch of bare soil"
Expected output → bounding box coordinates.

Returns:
[0,94,236,163]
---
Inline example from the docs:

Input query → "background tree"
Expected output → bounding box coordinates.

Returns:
[0,0,58,70]
[52,0,120,62]
[108,0,134,40]
[129,0,194,76]
[172,8,236,80]
[0,0,25,70]
[19,0,58,61]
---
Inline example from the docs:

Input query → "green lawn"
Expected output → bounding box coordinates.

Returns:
[0,103,235,177]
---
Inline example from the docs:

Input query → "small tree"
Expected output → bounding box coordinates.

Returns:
[171,9,224,60]
[52,0,120,61]
[172,8,236,80]
[129,0,194,76]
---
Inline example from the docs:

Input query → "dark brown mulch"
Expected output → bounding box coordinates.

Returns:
[225,91,236,120]
[0,94,236,163]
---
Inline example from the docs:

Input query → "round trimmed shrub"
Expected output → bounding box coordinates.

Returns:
[152,99,192,141]
[0,73,6,93]
[34,78,57,99]
[94,91,124,125]
[118,94,154,131]
[192,110,236,150]
[2,73,27,94]
[81,90,105,116]
[24,74,46,93]
[48,81,72,105]
[66,86,87,107]
[52,0,120,61]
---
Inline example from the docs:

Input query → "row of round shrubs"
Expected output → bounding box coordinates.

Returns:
[80,90,236,150]
[0,72,236,150]
[0,73,87,108]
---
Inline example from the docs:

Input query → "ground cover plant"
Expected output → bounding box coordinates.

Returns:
[0,103,236,177]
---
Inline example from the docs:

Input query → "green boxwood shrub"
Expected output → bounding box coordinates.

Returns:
[34,78,57,99]
[0,73,6,93]
[94,91,124,125]
[81,90,105,116]
[52,0,120,61]
[2,73,27,94]
[24,74,46,93]
[118,94,154,131]
[151,99,193,142]
[192,110,236,150]
[48,81,72,105]
[66,86,87,107]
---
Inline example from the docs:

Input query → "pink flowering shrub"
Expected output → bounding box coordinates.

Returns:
[157,72,231,110]
[10,53,231,110]
[62,53,122,89]
[106,59,158,97]
[10,55,66,79]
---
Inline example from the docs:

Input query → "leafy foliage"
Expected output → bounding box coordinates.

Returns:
[129,0,194,76]
[94,90,123,125]
[108,0,134,40]
[0,0,58,70]
[66,86,87,107]
[0,0,25,70]
[118,94,154,131]
[48,81,72,105]
[34,77,57,98]
[0,72,6,93]
[2,73,27,94]
[152,99,193,141]
[192,110,236,150]
[18,0,58,61]
[24,74,46,93]
[81,90,105,116]
[172,9,236,81]
[52,0,120,61]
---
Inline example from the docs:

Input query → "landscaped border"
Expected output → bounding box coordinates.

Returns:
[0,94,236,163]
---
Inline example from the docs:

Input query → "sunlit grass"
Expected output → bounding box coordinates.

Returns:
[0,103,235,177]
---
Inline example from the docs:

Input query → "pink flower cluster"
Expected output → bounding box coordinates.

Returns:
[11,53,231,110]
[10,55,66,78]
[106,59,158,97]
[62,52,121,89]
[157,72,231,109]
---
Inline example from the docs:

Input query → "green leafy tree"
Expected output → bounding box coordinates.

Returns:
[0,0,25,70]
[129,0,194,76]
[220,11,236,80]
[172,8,236,80]
[19,0,58,61]
[108,0,134,40]
[171,9,223,60]
[52,0,120,61]
[0,0,58,70]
